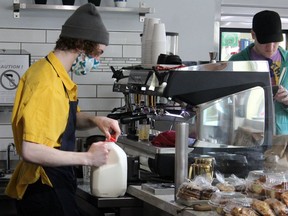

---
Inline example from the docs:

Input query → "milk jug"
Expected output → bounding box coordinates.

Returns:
[90,142,127,197]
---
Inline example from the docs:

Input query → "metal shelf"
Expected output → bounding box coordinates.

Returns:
[13,1,155,22]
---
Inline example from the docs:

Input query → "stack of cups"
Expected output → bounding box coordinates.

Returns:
[141,18,161,66]
[151,23,166,65]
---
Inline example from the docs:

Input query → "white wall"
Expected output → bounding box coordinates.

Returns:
[1,0,221,60]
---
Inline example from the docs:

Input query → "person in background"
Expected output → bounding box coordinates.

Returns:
[5,3,121,216]
[229,10,288,135]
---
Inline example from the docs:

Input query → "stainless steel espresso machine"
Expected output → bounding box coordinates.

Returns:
[110,61,273,181]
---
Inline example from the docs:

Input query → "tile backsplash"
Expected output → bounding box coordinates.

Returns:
[0,28,141,161]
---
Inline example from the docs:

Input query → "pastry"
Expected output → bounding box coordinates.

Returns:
[177,184,201,200]
[265,198,287,216]
[248,175,266,196]
[177,181,217,201]
[201,188,216,200]
[230,207,242,215]
[193,203,212,211]
[216,206,225,215]
[240,208,259,216]
[280,191,288,206]
[266,182,288,200]
[251,199,276,216]
[216,183,235,192]
[250,181,265,195]
[230,207,258,216]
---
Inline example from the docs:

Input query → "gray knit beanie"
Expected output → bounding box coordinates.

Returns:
[60,3,109,45]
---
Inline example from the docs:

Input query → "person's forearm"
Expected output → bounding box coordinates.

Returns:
[76,113,121,139]
[76,112,96,130]
[22,141,88,167]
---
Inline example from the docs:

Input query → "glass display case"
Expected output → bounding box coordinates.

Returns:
[191,86,268,177]
[167,61,274,177]
[196,87,265,147]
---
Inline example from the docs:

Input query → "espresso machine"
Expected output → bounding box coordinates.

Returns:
[110,61,273,180]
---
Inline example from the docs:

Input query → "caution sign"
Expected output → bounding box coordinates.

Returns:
[0,70,20,90]
[0,53,30,104]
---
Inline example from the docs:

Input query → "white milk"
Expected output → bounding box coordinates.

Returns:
[90,142,127,197]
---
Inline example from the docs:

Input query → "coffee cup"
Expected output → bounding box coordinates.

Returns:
[114,0,127,8]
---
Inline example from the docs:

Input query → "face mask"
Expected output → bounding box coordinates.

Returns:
[71,53,100,76]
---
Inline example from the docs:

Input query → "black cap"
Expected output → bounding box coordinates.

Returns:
[252,10,283,44]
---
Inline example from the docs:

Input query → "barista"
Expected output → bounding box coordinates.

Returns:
[5,4,121,216]
[229,10,288,135]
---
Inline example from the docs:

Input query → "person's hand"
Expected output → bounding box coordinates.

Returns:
[87,141,110,167]
[274,85,288,105]
[94,116,121,141]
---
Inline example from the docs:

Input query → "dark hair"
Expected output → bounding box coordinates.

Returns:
[54,37,100,56]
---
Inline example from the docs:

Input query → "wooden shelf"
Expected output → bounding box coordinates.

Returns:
[13,1,155,22]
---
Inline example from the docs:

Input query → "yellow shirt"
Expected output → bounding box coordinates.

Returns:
[6,51,78,199]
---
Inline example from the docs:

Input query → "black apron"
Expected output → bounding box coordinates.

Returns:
[43,56,80,216]
[16,57,80,216]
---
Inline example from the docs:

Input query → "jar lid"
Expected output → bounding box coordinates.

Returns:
[166,32,179,36]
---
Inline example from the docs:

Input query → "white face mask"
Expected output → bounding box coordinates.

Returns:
[71,53,100,76]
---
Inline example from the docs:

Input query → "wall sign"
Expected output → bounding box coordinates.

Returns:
[0,53,30,104]
[0,70,20,90]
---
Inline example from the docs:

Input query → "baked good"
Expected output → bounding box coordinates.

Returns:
[230,207,258,216]
[247,174,267,198]
[193,203,212,211]
[230,207,242,215]
[177,184,201,200]
[240,208,259,216]
[251,199,276,216]
[280,191,288,206]
[201,188,216,200]
[265,198,287,216]
[249,180,265,195]
[266,181,288,200]
[177,181,217,202]
[209,191,246,216]
[216,183,235,192]
[216,206,225,215]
